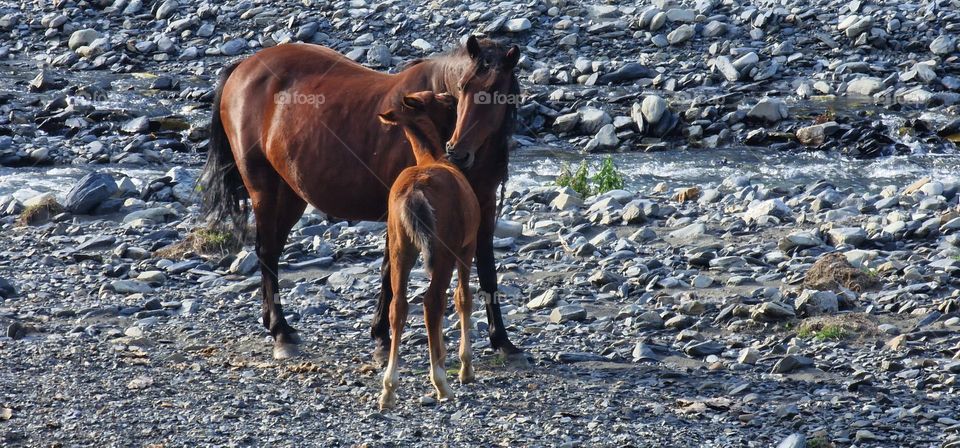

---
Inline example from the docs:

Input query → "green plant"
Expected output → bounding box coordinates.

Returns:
[555,157,625,197]
[556,160,591,196]
[593,157,625,194]
[798,322,847,341]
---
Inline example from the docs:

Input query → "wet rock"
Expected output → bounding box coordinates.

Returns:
[847,77,884,96]
[796,124,826,146]
[747,98,788,123]
[64,172,118,215]
[776,433,805,448]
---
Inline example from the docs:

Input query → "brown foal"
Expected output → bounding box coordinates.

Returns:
[376,91,479,409]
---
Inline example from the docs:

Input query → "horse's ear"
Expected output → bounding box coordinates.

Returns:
[402,94,425,110]
[378,111,398,125]
[466,35,482,60]
[504,45,520,69]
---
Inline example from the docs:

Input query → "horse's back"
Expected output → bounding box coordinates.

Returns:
[392,164,480,249]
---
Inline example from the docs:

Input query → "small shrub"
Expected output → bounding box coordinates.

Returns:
[593,157,624,194]
[797,322,848,341]
[155,227,242,259]
[555,157,625,197]
[556,161,591,197]
[17,197,63,226]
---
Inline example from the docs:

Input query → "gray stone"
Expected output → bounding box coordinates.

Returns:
[527,290,559,310]
[220,38,247,56]
[69,29,101,51]
[847,77,883,96]
[592,124,619,149]
[641,95,668,125]
[828,227,867,247]
[65,172,118,215]
[550,304,587,323]
[230,250,259,275]
[931,35,956,55]
[667,24,695,45]
[551,192,583,210]
[747,98,788,123]
[771,355,813,374]
[795,290,839,316]
[504,18,532,32]
[110,280,155,294]
[715,56,739,82]
[743,199,791,223]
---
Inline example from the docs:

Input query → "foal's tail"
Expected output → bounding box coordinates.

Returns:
[400,190,436,273]
[199,60,248,232]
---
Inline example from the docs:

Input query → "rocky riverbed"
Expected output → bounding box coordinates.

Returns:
[1,0,960,446]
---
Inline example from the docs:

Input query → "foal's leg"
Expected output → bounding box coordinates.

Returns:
[424,257,454,400]
[454,248,476,384]
[381,240,414,410]
[371,233,393,366]
[248,175,307,360]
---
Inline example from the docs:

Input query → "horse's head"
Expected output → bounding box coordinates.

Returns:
[379,91,458,157]
[446,36,520,170]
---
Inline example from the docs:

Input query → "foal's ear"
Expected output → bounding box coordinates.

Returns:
[504,45,520,70]
[378,111,398,125]
[466,35,482,60]
[401,94,425,110]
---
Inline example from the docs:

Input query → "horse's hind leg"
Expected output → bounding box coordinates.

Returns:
[247,170,307,359]
[381,236,415,410]
[424,254,454,400]
[454,246,475,384]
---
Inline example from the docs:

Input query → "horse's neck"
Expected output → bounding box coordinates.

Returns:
[401,125,444,166]
[400,55,467,94]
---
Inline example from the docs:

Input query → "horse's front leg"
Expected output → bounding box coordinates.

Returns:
[474,200,523,358]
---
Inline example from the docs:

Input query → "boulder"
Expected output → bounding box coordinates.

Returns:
[65,172,118,215]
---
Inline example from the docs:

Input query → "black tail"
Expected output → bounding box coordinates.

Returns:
[400,190,436,273]
[199,60,247,232]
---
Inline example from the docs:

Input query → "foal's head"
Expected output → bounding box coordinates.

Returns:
[445,36,520,169]
[379,91,458,158]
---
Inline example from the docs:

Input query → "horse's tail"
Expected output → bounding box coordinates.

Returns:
[199,60,247,231]
[400,189,436,273]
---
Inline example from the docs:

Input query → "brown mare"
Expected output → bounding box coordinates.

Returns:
[377,91,478,409]
[199,36,522,360]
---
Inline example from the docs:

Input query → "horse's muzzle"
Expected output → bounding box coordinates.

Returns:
[445,143,474,170]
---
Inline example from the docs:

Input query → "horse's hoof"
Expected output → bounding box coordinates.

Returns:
[273,342,301,360]
[379,394,397,410]
[498,349,531,368]
[459,370,475,385]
